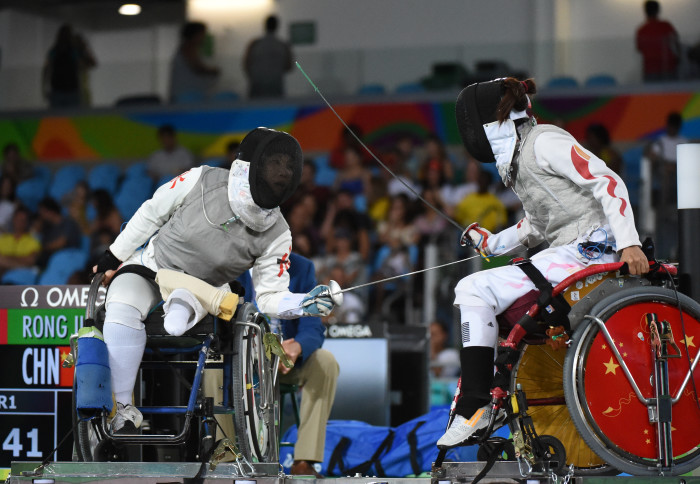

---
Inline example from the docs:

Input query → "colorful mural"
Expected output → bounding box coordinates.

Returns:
[1,90,699,163]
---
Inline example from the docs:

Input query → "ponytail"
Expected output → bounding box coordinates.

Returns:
[497,77,537,123]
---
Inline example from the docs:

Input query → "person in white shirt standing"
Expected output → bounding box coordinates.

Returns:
[93,127,338,433]
[437,78,649,448]
[147,124,195,182]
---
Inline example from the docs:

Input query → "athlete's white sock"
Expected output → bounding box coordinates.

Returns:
[103,303,147,406]
[163,299,195,336]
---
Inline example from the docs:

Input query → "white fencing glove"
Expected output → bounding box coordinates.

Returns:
[301,281,343,317]
[460,222,494,257]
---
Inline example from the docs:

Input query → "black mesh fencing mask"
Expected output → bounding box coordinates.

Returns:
[455,80,504,163]
[238,128,302,209]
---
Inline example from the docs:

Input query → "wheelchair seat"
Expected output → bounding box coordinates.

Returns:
[94,302,225,348]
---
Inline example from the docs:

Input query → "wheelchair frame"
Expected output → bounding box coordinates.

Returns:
[71,273,281,466]
[433,260,700,478]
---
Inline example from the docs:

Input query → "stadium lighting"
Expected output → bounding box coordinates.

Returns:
[119,4,142,15]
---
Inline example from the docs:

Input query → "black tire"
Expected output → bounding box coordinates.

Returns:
[232,307,279,463]
[563,287,700,476]
[509,343,614,475]
[537,435,567,475]
[476,437,516,461]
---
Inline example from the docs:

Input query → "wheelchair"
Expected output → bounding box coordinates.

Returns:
[69,272,282,466]
[434,259,700,477]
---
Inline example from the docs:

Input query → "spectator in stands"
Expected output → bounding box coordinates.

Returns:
[413,188,451,242]
[330,124,366,169]
[647,112,687,258]
[584,123,623,175]
[64,181,91,235]
[636,0,680,82]
[169,21,220,103]
[243,15,293,99]
[0,206,40,275]
[42,24,84,108]
[0,176,17,232]
[316,228,364,289]
[386,148,421,201]
[396,134,421,179]
[429,321,460,378]
[35,197,82,268]
[419,134,454,185]
[320,189,372,261]
[287,194,322,257]
[333,145,371,198]
[647,112,688,169]
[2,143,34,184]
[90,189,123,238]
[454,170,507,232]
[147,124,195,181]
[367,176,390,225]
[372,194,419,313]
[283,159,332,220]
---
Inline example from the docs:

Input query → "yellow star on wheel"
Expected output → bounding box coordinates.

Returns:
[623,352,628,357]
[618,342,624,348]
[602,344,607,350]
[681,335,696,348]
[644,429,649,435]
[604,357,620,375]
[646,439,651,444]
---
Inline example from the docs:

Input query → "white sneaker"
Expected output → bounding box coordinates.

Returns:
[437,405,506,448]
[111,403,143,434]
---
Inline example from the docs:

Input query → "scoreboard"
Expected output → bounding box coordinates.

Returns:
[0,285,105,478]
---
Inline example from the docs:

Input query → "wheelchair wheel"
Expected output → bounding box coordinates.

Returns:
[564,287,700,475]
[510,343,613,475]
[232,310,279,463]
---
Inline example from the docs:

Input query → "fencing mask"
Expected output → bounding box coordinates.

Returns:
[455,79,504,164]
[237,127,302,209]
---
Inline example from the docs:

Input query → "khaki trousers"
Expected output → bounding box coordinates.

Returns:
[203,348,339,463]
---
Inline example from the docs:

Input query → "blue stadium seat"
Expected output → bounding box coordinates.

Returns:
[212,91,240,102]
[49,164,86,202]
[88,163,121,195]
[622,145,645,207]
[16,177,50,212]
[125,162,148,180]
[2,268,38,285]
[585,74,617,87]
[38,248,88,285]
[32,164,52,183]
[357,84,386,95]
[395,82,425,94]
[312,154,337,187]
[174,91,206,104]
[155,175,174,191]
[546,76,579,89]
[114,177,153,220]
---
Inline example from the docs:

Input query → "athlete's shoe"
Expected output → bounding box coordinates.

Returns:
[111,402,143,434]
[437,404,506,448]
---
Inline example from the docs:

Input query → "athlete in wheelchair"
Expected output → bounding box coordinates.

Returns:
[435,77,700,476]
[73,127,339,463]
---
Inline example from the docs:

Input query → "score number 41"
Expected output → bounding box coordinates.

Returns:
[3,428,42,458]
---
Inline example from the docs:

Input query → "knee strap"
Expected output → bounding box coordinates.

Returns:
[511,258,571,332]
